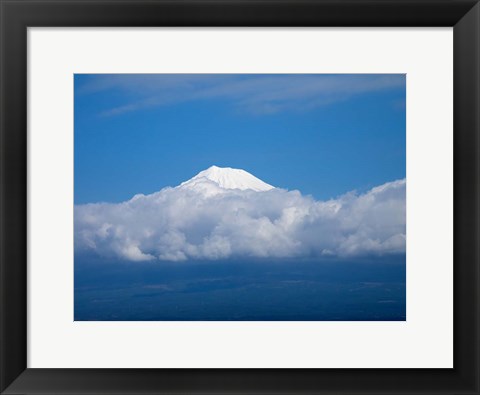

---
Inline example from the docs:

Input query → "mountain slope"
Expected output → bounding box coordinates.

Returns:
[178,166,275,193]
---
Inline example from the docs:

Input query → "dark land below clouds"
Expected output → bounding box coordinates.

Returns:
[74,255,406,321]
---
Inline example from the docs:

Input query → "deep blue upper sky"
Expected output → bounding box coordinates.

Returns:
[74,74,406,204]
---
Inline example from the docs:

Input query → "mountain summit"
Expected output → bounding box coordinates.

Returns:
[179,166,275,193]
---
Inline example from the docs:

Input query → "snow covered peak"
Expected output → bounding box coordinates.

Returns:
[179,166,275,193]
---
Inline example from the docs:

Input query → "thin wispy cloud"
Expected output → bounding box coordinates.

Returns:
[75,74,405,117]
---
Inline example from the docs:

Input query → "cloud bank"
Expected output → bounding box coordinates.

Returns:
[76,74,406,116]
[75,179,406,262]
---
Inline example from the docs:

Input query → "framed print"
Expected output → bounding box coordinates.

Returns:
[0,1,479,394]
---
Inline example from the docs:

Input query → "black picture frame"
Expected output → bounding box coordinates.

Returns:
[1,1,479,394]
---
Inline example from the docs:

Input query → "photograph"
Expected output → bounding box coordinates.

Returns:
[74,73,406,321]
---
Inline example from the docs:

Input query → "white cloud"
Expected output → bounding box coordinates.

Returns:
[74,179,406,262]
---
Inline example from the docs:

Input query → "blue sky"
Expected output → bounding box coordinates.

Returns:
[74,74,405,204]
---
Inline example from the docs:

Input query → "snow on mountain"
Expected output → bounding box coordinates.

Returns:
[178,166,275,195]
